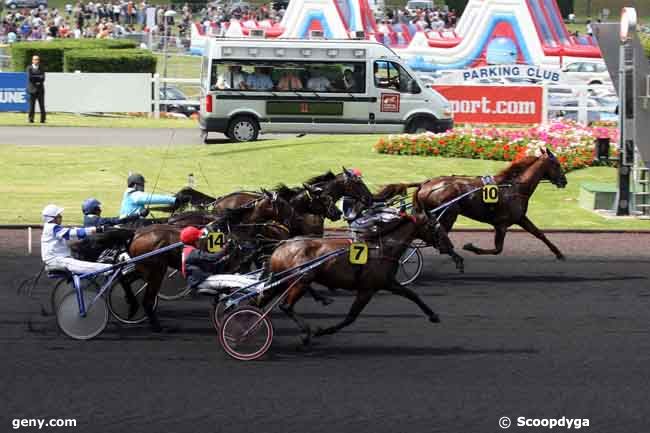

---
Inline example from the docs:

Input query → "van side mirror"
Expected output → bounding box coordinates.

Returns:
[409,80,421,94]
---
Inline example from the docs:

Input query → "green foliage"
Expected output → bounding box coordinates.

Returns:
[10,39,137,72]
[640,34,650,60]
[557,0,574,17]
[63,49,157,73]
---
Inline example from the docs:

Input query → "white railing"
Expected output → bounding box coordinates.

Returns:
[151,74,200,119]
[543,83,617,125]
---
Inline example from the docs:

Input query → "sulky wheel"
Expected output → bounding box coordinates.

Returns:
[211,300,229,331]
[395,245,424,285]
[219,306,273,361]
[158,269,191,301]
[107,277,157,324]
[50,278,99,316]
[56,289,109,340]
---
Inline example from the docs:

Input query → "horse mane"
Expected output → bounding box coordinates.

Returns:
[305,170,336,185]
[273,183,302,201]
[497,156,539,181]
[374,183,418,201]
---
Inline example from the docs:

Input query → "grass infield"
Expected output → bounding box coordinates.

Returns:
[1,134,648,229]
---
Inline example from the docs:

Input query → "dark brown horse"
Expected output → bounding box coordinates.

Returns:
[377,149,568,269]
[267,212,441,344]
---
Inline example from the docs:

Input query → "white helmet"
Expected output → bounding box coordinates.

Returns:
[42,204,64,222]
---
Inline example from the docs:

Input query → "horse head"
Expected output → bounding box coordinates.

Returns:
[259,188,294,227]
[303,183,342,221]
[341,166,373,206]
[541,147,568,189]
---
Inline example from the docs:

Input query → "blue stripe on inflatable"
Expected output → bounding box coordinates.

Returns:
[346,0,358,32]
[298,11,334,39]
[407,13,533,71]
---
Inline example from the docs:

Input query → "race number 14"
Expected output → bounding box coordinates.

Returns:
[206,231,225,253]
[482,185,499,203]
[349,243,369,265]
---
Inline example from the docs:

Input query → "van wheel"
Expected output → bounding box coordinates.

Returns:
[406,117,434,134]
[227,116,259,142]
[589,81,602,86]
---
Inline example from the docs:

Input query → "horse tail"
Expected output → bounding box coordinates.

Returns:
[375,182,424,201]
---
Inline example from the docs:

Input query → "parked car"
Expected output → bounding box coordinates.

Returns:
[4,0,47,9]
[561,61,612,86]
[159,86,199,117]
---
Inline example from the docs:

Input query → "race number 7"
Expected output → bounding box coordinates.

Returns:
[482,185,499,204]
[206,231,225,253]
[349,243,368,265]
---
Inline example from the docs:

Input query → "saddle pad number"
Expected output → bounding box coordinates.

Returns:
[206,232,226,253]
[349,243,368,265]
[482,185,499,204]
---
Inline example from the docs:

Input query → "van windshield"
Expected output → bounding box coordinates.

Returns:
[210,60,366,93]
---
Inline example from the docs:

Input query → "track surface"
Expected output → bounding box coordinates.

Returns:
[2,231,650,433]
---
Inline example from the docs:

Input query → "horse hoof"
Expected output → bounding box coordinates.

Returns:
[127,304,139,320]
[429,313,441,323]
[462,243,475,252]
[151,325,163,333]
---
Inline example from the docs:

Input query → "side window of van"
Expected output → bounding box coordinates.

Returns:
[373,61,420,94]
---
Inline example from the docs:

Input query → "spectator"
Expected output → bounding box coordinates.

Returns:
[27,55,46,124]
[216,65,247,90]
[307,68,331,92]
[245,67,273,91]
[277,69,303,91]
[586,19,593,36]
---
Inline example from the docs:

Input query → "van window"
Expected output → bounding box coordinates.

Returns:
[210,60,366,93]
[373,61,420,94]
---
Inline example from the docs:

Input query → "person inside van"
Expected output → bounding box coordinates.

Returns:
[246,67,274,91]
[342,69,357,92]
[216,65,248,90]
[307,68,332,92]
[277,69,303,91]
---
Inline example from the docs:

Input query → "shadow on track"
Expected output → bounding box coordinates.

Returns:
[434,274,647,284]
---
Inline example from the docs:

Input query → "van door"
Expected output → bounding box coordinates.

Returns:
[370,60,426,133]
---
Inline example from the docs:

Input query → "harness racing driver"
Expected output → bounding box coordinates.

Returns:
[119,173,190,218]
[41,204,112,275]
[82,197,148,228]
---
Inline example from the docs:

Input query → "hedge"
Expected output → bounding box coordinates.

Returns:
[63,49,157,74]
[11,39,137,72]
[640,34,650,59]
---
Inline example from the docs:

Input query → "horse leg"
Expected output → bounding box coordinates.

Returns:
[306,285,333,306]
[278,283,312,345]
[118,274,139,319]
[313,289,374,337]
[518,216,566,260]
[434,222,464,273]
[385,282,440,323]
[141,267,164,332]
[463,225,507,255]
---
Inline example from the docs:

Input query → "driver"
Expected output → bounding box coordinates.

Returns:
[41,204,111,274]
[82,197,148,228]
[119,173,189,218]
[179,226,245,294]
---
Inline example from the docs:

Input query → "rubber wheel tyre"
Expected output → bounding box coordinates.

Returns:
[212,300,228,331]
[219,306,273,361]
[50,278,99,316]
[107,277,157,324]
[227,116,259,142]
[158,269,191,301]
[57,289,109,340]
[395,246,424,285]
[407,118,433,134]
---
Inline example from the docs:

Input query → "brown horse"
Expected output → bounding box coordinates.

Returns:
[267,212,441,344]
[377,149,568,269]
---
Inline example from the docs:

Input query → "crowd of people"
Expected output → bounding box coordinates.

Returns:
[0,1,194,42]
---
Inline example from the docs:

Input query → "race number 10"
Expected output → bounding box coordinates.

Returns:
[482,185,499,203]
[349,243,369,265]
[206,231,225,253]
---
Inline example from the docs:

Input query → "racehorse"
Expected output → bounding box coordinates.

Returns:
[267,212,441,344]
[376,149,568,269]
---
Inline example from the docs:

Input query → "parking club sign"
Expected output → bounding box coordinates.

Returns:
[0,73,29,112]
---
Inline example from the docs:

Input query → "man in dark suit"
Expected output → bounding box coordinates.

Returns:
[27,55,46,124]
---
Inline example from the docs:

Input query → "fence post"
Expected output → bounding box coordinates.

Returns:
[578,86,588,125]
[27,227,32,255]
[153,73,160,119]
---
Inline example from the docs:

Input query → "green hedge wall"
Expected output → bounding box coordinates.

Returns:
[63,49,157,74]
[641,34,650,60]
[11,39,137,72]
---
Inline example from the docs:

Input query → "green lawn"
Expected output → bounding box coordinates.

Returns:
[1,135,648,229]
[0,113,196,128]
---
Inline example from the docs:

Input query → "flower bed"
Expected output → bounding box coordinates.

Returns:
[373,120,618,172]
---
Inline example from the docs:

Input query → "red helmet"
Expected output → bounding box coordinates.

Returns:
[180,226,202,245]
[351,168,362,177]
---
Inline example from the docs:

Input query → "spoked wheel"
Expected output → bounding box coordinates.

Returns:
[50,278,98,316]
[212,300,228,331]
[158,269,191,301]
[56,289,109,340]
[107,277,158,324]
[395,245,424,285]
[219,306,273,361]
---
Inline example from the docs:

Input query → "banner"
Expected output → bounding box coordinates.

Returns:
[0,73,28,112]
[458,65,562,83]
[433,85,544,124]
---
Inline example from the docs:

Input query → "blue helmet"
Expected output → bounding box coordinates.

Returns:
[82,198,102,215]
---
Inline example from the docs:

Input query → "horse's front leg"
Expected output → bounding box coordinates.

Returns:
[463,225,507,255]
[313,289,375,338]
[385,282,440,323]
[139,265,165,332]
[518,216,565,260]
[118,274,139,319]
[278,282,312,345]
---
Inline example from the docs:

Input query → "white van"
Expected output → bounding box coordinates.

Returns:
[199,37,453,142]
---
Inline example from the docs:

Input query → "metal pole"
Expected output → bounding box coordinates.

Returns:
[27,227,32,255]
[616,42,631,215]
